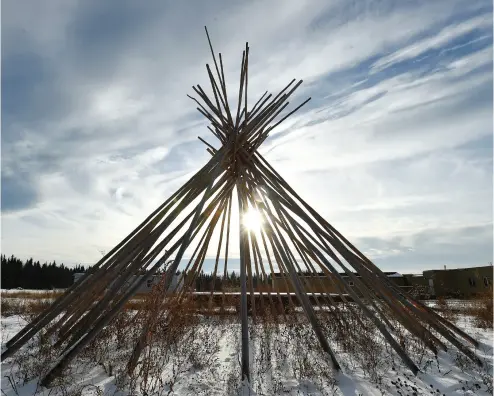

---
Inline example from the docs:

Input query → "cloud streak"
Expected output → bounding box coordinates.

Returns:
[2,0,492,273]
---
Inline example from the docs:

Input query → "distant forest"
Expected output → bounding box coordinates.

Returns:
[1,255,86,290]
[0,254,281,291]
[193,270,274,292]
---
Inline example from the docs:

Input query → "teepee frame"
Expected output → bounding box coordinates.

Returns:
[1,27,482,388]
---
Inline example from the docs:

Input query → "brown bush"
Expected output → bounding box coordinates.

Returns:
[1,290,63,300]
[1,299,23,316]
[436,296,456,322]
[1,299,52,318]
[468,288,493,329]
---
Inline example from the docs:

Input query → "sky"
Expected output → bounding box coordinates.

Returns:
[1,0,493,274]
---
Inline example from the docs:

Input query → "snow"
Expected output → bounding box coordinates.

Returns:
[1,312,492,395]
[1,289,65,294]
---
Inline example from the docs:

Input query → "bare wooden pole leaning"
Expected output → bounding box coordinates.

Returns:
[2,27,482,390]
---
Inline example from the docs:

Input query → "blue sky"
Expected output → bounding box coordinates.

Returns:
[2,0,492,273]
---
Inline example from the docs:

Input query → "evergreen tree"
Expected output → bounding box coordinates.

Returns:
[0,254,86,290]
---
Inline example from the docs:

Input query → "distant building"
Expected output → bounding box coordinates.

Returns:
[73,272,183,294]
[421,265,493,298]
[271,271,406,294]
[271,265,493,298]
[402,273,429,293]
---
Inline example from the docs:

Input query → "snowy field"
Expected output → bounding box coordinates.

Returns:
[1,307,493,396]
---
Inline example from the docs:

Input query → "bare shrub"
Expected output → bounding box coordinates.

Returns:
[3,328,61,394]
[116,288,225,396]
[409,284,432,300]
[124,297,147,311]
[21,300,53,322]
[1,290,63,300]
[4,284,491,396]
[131,316,221,395]
[1,299,52,319]
[436,296,456,322]
[248,312,338,396]
[1,299,23,316]
[453,351,493,394]
[468,288,493,329]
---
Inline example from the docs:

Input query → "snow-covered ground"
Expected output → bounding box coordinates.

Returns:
[1,316,493,396]
[1,290,494,396]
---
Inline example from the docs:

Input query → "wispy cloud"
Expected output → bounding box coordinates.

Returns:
[2,0,492,272]
[370,14,492,72]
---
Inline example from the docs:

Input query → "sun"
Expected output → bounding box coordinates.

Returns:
[242,207,264,231]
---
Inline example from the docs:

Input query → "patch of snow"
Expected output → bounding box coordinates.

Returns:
[1,313,492,395]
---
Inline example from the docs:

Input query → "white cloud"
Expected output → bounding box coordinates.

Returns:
[1,0,492,270]
[371,14,492,72]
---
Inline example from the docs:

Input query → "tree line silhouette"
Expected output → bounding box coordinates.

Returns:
[194,270,274,292]
[1,254,86,290]
[0,254,282,291]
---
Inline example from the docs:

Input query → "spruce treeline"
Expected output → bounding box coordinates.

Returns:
[1,254,86,290]
[194,270,273,292]
[0,254,279,291]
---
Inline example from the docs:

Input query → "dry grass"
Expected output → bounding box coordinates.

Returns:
[1,299,52,318]
[435,296,457,322]
[1,291,149,316]
[467,288,493,329]
[123,297,148,311]
[1,290,63,300]
[1,290,61,318]
[2,289,493,395]
[2,307,493,395]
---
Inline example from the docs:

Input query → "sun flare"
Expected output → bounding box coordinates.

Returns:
[242,207,264,231]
